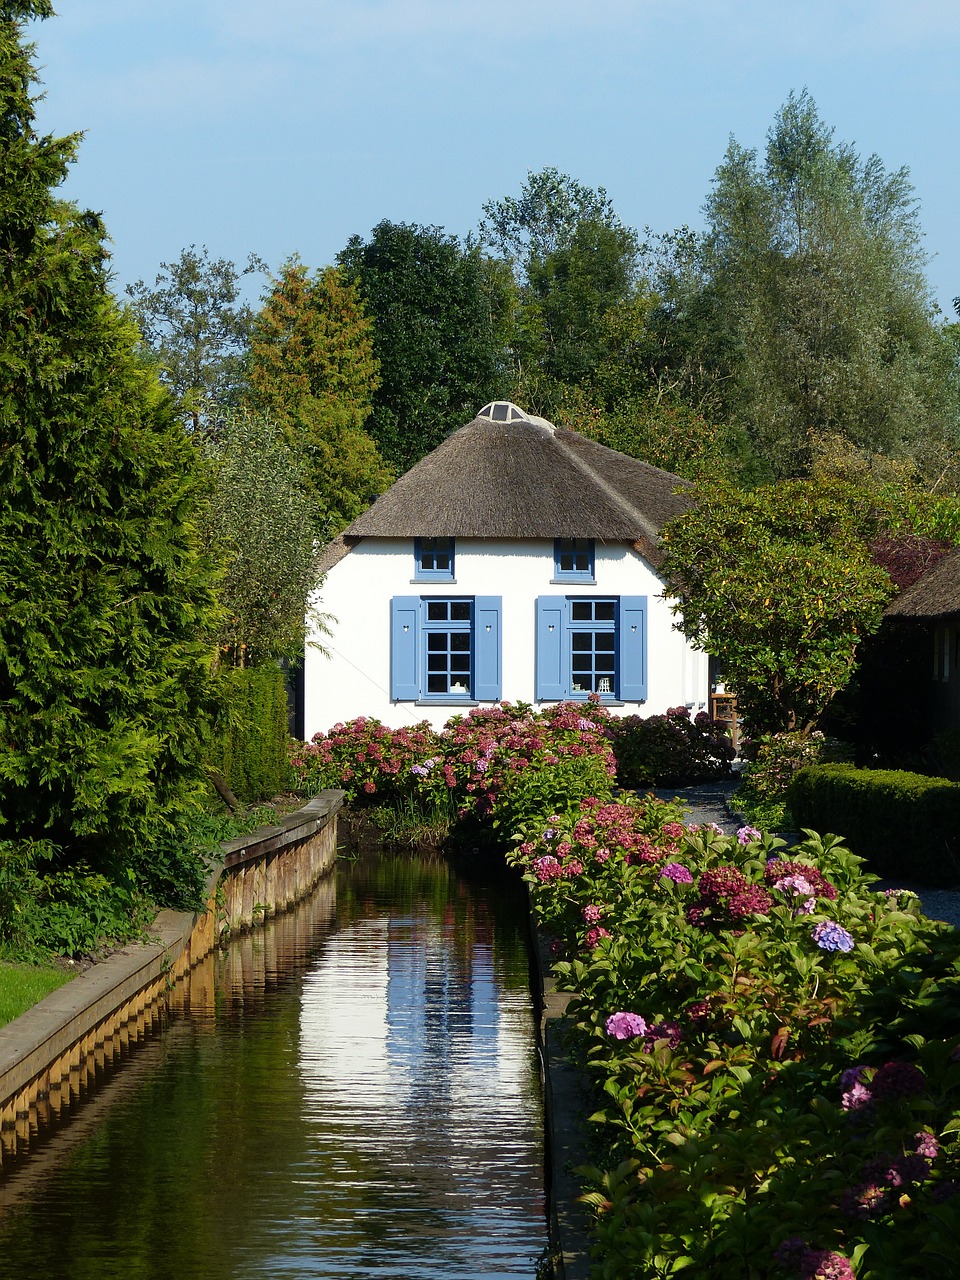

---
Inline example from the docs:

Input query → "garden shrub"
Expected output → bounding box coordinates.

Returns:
[607,706,733,790]
[734,730,837,829]
[208,666,292,804]
[290,701,617,845]
[789,763,960,885]
[509,802,960,1277]
[0,838,154,960]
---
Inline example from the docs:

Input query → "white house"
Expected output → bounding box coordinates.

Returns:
[302,402,710,736]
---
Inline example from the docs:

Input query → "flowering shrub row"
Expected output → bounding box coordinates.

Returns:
[509,802,960,1278]
[288,701,617,832]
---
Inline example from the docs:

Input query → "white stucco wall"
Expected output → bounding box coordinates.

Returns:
[302,538,709,736]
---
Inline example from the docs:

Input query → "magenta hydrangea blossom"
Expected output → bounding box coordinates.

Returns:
[585,926,612,947]
[841,1081,873,1112]
[915,1131,940,1160]
[605,1011,647,1039]
[660,862,694,884]
[582,903,603,924]
[774,1238,855,1280]
[531,856,563,882]
[871,1060,925,1101]
[737,825,762,845]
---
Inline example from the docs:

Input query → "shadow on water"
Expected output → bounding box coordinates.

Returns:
[0,847,547,1279]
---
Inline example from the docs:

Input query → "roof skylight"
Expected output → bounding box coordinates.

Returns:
[478,401,530,423]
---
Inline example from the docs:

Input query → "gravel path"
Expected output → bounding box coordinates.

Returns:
[651,779,960,931]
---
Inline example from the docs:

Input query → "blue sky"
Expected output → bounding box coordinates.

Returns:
[27,1,960,316]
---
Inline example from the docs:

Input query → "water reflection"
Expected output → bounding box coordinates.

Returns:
[0,851,545,1279]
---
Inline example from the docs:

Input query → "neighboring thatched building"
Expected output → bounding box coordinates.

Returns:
[884,548,960,736]
[840,548,960,767]
[302,403,710,734]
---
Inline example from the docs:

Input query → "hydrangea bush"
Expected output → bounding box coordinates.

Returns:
[508,806,960,1278]
[608,705,734,790]
[293,704,960,1274]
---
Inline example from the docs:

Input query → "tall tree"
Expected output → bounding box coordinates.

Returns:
[703,91,959,478]
[480,168,639,404]
[337,221,511,471]
[126,245,265,433]
[0,2,220,882]
[200,408,324,666]
[249,260,392,532]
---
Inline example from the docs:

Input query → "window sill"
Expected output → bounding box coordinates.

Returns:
[538,698,627,706]
[549,577,596,586]
[411,578,457,585]
[414,698,480,707]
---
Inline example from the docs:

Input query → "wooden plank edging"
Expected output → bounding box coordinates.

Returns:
[0,790,345,1151]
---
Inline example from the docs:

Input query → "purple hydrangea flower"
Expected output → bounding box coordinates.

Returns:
[582,903,603,924]
[812,920,854,952]
[915,1131,940,1160]
[660,862,694,884]
[605,1011,647,1039]
[737,824,762,845]
[841,1081,873,1112]
[871,1060,925,1101]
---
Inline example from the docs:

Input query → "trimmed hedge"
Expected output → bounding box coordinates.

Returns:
[788,762,960,885]
[208,667,291,804]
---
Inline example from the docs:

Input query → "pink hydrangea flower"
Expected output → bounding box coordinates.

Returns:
[605,1011,647,1039]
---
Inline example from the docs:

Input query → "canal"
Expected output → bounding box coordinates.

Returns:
[0,851,547,1278]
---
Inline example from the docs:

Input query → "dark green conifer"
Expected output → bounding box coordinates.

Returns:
[0,2,220,892]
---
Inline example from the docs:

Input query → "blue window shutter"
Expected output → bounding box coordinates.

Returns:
[536,596,567,700]
[619,596,647,702]
[474,596,502,701]
[390,597,420,700]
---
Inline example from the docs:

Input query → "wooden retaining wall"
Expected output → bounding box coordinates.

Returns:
[0,791,344,1167]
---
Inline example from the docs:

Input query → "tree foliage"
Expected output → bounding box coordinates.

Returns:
[338,221,511,471]
[126,244,265,433]
[0,3,220,870]
[481,168,640,408]
[249,260,391,530]
[200,408,324,665]
[659,480,897,733]
[702,91,959,478]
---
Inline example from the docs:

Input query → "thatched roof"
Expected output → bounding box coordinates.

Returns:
[885,547,960,620]
[326,408,693,570]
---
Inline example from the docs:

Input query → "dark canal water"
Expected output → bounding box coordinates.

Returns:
[0,852,547,1278]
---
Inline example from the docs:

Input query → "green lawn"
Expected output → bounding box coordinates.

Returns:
[0,961,74,1028]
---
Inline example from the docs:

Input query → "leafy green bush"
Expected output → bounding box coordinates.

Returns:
[789,763,960,885]
[608,706,733,789]
[509,802,960,1277]
[208,666,292,804]
[734,730,831,829]
[0,839,153,960]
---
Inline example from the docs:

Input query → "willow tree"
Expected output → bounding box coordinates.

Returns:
[0,1,220,893]
[704,91,958,478]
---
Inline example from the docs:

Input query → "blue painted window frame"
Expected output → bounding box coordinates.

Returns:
[553,538,595,582]
[390,596,501,703]
[414,537,455,581]
[535,595,647,702]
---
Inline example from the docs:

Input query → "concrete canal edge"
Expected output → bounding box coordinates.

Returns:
[529,907,596,1280]
[0,790,345,1165]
